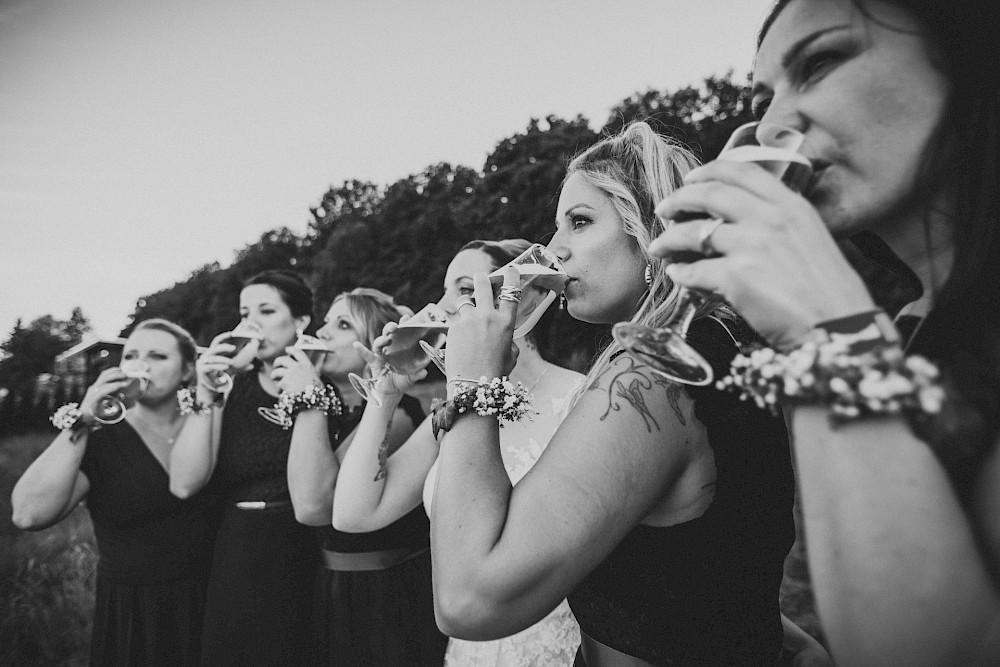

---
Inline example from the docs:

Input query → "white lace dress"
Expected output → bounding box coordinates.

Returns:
[422,383,582,667]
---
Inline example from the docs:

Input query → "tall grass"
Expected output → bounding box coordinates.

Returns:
[0,431,95,667]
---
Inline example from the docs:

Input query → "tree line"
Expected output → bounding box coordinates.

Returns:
[1,74,773,434]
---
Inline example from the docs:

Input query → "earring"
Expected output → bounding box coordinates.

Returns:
[644,262,653,287]
[295,328,304,338]
[558,294,567,311]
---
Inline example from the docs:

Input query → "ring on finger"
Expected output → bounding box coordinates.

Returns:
[498,286,523,303]
[456,295,476,311]
[697,217,726,256]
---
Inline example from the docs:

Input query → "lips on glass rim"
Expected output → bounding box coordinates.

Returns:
[396,303,451,330]
[229,320,264,340]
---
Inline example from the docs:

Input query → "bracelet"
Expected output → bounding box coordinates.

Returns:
[51,403,88,431]
[270,382,343,430]
[716,339,945,425]
[176,387,215,416]
[431,376,535,438]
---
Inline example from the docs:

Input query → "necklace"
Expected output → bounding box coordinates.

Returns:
[524,362,550,392]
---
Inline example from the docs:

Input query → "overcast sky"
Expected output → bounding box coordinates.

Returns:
[0,0,774,340]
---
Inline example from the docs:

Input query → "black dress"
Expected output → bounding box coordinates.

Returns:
[80,420,217,667]
[199,371,328,667]
[568,318,796,666]
[314,394,448,667]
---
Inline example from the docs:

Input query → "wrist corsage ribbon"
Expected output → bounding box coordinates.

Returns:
[431,376,536,439]
[265,382,343,430]
[51,403,97,442]
[717,337,945,425]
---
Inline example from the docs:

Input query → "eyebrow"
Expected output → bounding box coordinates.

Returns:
[751,24,851,99]
[556,203,596,224]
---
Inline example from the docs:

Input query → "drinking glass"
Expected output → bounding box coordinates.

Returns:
[259,333,331,426]
[92,360,151,425]
[351,303,450,407]
[612,121,813,385]
[488,243,570,339]
[204,321,263,393]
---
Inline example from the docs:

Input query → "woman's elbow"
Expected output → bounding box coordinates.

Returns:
[169,475,206,500]
[331,505,381,533]
[433,577,504,640]
[11,499,54,531]
[292,497,332,526]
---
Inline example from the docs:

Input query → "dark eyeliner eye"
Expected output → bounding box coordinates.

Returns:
[801,50,840,83]
[570,215,590,230]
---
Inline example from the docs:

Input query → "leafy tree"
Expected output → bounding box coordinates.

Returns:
[0,312,91,390]
[603,72,755,162]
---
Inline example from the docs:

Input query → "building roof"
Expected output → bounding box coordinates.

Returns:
[55,337,128,363]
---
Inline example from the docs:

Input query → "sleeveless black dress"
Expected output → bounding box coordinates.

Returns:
[199,372,332,666]
[313,394,448,667]
[568,318,796,666]
[80,420,217,667]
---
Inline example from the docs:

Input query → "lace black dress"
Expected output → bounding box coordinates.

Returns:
[313,394,448,667]
[80,420,217,667]
[568,318,796,666]
[199,371,331,666]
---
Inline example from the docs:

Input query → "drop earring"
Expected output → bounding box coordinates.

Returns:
[644,262,653,288]
[559,294,567,311]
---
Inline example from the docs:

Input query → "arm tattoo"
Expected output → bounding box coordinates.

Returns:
[373,412,395,482]
[590,355,687,432]
[652,374,686,426]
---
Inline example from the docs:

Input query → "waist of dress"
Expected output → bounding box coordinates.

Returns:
[579,631,658,667]
[321,545,428,571]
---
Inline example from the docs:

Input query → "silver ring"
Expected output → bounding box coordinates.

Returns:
[455,295,475,311]
[697,218,726,256]
[498,286,523,303]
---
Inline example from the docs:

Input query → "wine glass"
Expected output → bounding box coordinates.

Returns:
[417,244,569,375]
[259,333,331,426]
[612,121,813,385]
[204,321,264,393]
[92,360,151,425]
[351,303,450,407]
[488,243,570,339]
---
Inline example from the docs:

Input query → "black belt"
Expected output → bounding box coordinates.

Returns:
[321,546,428,571]
[578,631,657,667]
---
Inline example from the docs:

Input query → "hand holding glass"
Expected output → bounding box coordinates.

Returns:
[92,360,151,425]
[204,321,264,393]
[258,333,330,426]
[352,303,450,407]
[612,121,813,385]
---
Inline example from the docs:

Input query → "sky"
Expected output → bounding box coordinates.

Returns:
[0,0,774,341]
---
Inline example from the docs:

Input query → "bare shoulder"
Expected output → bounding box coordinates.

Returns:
[583,352,695,435]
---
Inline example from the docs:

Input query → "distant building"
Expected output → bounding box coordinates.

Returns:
[54,337,128,401]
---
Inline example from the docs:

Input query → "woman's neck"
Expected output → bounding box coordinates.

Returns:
[509,341,548,389]
[332,377,364,412]
[132,397,182,427]
[876,201,955,317]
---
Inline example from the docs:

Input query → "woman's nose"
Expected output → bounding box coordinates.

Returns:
[546,232,569,263]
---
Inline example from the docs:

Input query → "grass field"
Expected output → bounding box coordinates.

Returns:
[0,423,823,666]
[0,431,95,667]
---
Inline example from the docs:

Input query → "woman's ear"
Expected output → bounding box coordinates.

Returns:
[295,315,312,335]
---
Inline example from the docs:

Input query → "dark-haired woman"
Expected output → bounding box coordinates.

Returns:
[650,0,1000,663]
[170,270,323,666]
[13,319,216,666]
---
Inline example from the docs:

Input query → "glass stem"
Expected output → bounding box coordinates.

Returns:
[664,286,700,339]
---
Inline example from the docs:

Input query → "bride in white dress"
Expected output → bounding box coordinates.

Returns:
[332,239,583,666]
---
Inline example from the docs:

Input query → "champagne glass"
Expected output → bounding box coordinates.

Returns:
[351,303,450,407]
[92,360,151,425]
[612,121,813,385]
[487,243,570,339]
[204,321,264,393]
[416,244,569,374]
[259,333,331,426]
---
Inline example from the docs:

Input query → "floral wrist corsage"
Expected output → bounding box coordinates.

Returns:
[176,387,218,416]
[268,382,343,429]
[717,338,945,425]
[431,376,535,438]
